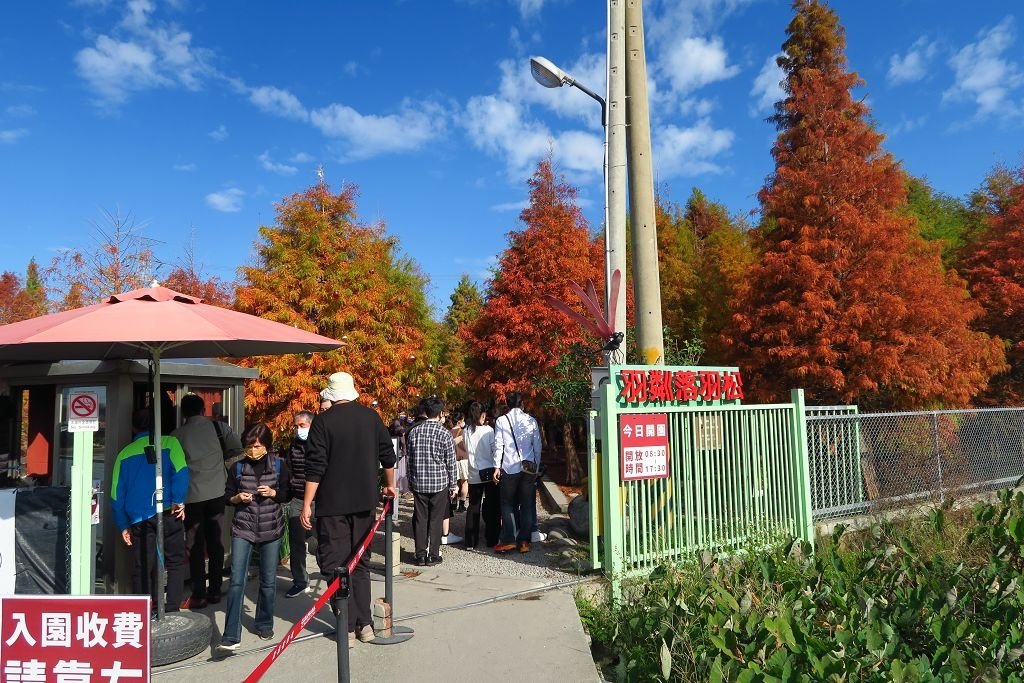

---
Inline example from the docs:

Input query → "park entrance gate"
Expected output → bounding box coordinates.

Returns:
[587,365,815,595]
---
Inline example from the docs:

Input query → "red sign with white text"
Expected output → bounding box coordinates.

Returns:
[0,595,150,683]
[619,414,670,481]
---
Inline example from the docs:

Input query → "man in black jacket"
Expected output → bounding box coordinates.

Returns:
[301,372,397,646]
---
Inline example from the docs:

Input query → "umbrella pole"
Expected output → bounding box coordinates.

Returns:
[153,347,166,621]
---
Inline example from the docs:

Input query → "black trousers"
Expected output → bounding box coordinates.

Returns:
[130,513,185,613]
[287,499,312,588]
[466,482,501,548]
[412,490,448,558]
[184,496,225,599]
[315,512,373,633]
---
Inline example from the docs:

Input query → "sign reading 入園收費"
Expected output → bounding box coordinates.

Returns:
[614,365,744,407]
[0,595,150,682]
[619,413,670,481]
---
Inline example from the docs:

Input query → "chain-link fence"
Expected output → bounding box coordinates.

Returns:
[807,407,1024,520]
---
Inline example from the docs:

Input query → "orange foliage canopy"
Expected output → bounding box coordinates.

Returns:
[960,168,1024,404]
[727,0,1004,409]
[234,181,433,436]
[0,260,48,324]
[464,158,604,407]
[161,267,232,307]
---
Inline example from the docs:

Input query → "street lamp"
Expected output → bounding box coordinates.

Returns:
[530,55,622,361]
[530,57,607,125]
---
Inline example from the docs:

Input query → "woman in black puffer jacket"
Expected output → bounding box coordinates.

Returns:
[219,423,291,651]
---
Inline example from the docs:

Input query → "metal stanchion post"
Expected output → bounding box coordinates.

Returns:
[334,566,351,682]
[369,497,413,645]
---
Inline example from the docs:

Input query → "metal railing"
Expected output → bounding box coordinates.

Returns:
[807,406,1024,520]
[597,387,814,594]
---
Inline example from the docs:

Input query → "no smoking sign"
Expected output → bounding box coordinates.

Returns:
[68,391,99,433]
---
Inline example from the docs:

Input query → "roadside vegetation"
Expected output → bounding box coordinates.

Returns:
[577,482,1024,682]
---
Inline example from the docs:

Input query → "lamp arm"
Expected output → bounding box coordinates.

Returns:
[568,80,607,127]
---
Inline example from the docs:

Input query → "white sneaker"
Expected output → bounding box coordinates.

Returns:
[531,530,547,542]
[441,533,463,545]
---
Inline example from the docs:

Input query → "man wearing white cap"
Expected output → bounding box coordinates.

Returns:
[301,371,397,646]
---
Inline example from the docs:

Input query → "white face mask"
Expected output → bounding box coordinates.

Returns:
[296,426,310,441]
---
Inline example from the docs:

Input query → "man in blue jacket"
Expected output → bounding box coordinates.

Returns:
[110,408,190,616]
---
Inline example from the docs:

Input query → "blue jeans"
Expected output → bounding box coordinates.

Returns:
[499,472,537,544]
[222,535,280,644]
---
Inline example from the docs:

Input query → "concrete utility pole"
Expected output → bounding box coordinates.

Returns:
[606,0,628,366]
[624,0,664,364]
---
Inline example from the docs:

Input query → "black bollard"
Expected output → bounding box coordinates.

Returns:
[369,497,413,644]
[334,566,350,682]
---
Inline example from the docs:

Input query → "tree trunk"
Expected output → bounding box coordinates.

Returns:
[562,421,582,486]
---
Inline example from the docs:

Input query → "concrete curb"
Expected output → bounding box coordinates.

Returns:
[539,475,570,514]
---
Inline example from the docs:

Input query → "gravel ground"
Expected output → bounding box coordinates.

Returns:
[389,492,589,581]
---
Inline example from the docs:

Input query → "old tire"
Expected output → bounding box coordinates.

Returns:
[151,611,212,666]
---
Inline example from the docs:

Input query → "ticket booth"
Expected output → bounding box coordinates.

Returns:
[0,358,258,593]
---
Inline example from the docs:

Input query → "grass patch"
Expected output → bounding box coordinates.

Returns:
[577,484,1024,682]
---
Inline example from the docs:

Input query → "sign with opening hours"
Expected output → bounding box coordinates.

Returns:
[619,413,670,481]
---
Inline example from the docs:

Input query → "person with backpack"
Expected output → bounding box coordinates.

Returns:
[173,393,242,609]
[218,423,290,651]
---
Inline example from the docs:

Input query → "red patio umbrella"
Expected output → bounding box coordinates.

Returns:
[0,286,343,620]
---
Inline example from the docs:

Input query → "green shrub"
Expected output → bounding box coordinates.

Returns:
[578,482,1024,682]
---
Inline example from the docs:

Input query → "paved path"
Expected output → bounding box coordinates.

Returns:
[153,500,601,682]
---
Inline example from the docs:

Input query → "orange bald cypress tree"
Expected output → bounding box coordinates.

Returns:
[234,180,433,434]
[727,0,1003,409]
[465,157,604,406]
[960,167,1024,404]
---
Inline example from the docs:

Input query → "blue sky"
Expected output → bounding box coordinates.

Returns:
[1,0,1022,314]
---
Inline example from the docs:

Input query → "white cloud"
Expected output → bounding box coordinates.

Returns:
[249,86,308,122]
[0,129,28,144]
[661,36,739,95]
[258,151,298,175]
[886,115,927,135]
[173,162,196,171]
[343,60,359,77]
[205,187,245,213]
[5,104,36,117]
[464,94,603,181]
[310,100,446,160]
[291,151,314,163]
[648,0,753,45]
[491,200,529,212]
[516,0,544,19]
[750,53,785,114]
[208,124,228,141]
[75,36,166,104]
[888,37,939,85]
[944,17,1023,119]
[654,119,734,177]
[679,98,716,117]
[74,0,210,106]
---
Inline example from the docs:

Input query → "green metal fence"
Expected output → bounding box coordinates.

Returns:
[596,383,814,594]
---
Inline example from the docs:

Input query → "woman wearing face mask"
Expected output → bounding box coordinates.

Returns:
[284,411,315,598]
[219,423,291,652]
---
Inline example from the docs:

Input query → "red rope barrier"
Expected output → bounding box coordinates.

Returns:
[243,499,392,683]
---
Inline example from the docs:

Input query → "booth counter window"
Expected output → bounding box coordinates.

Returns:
[56,385,107,487]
